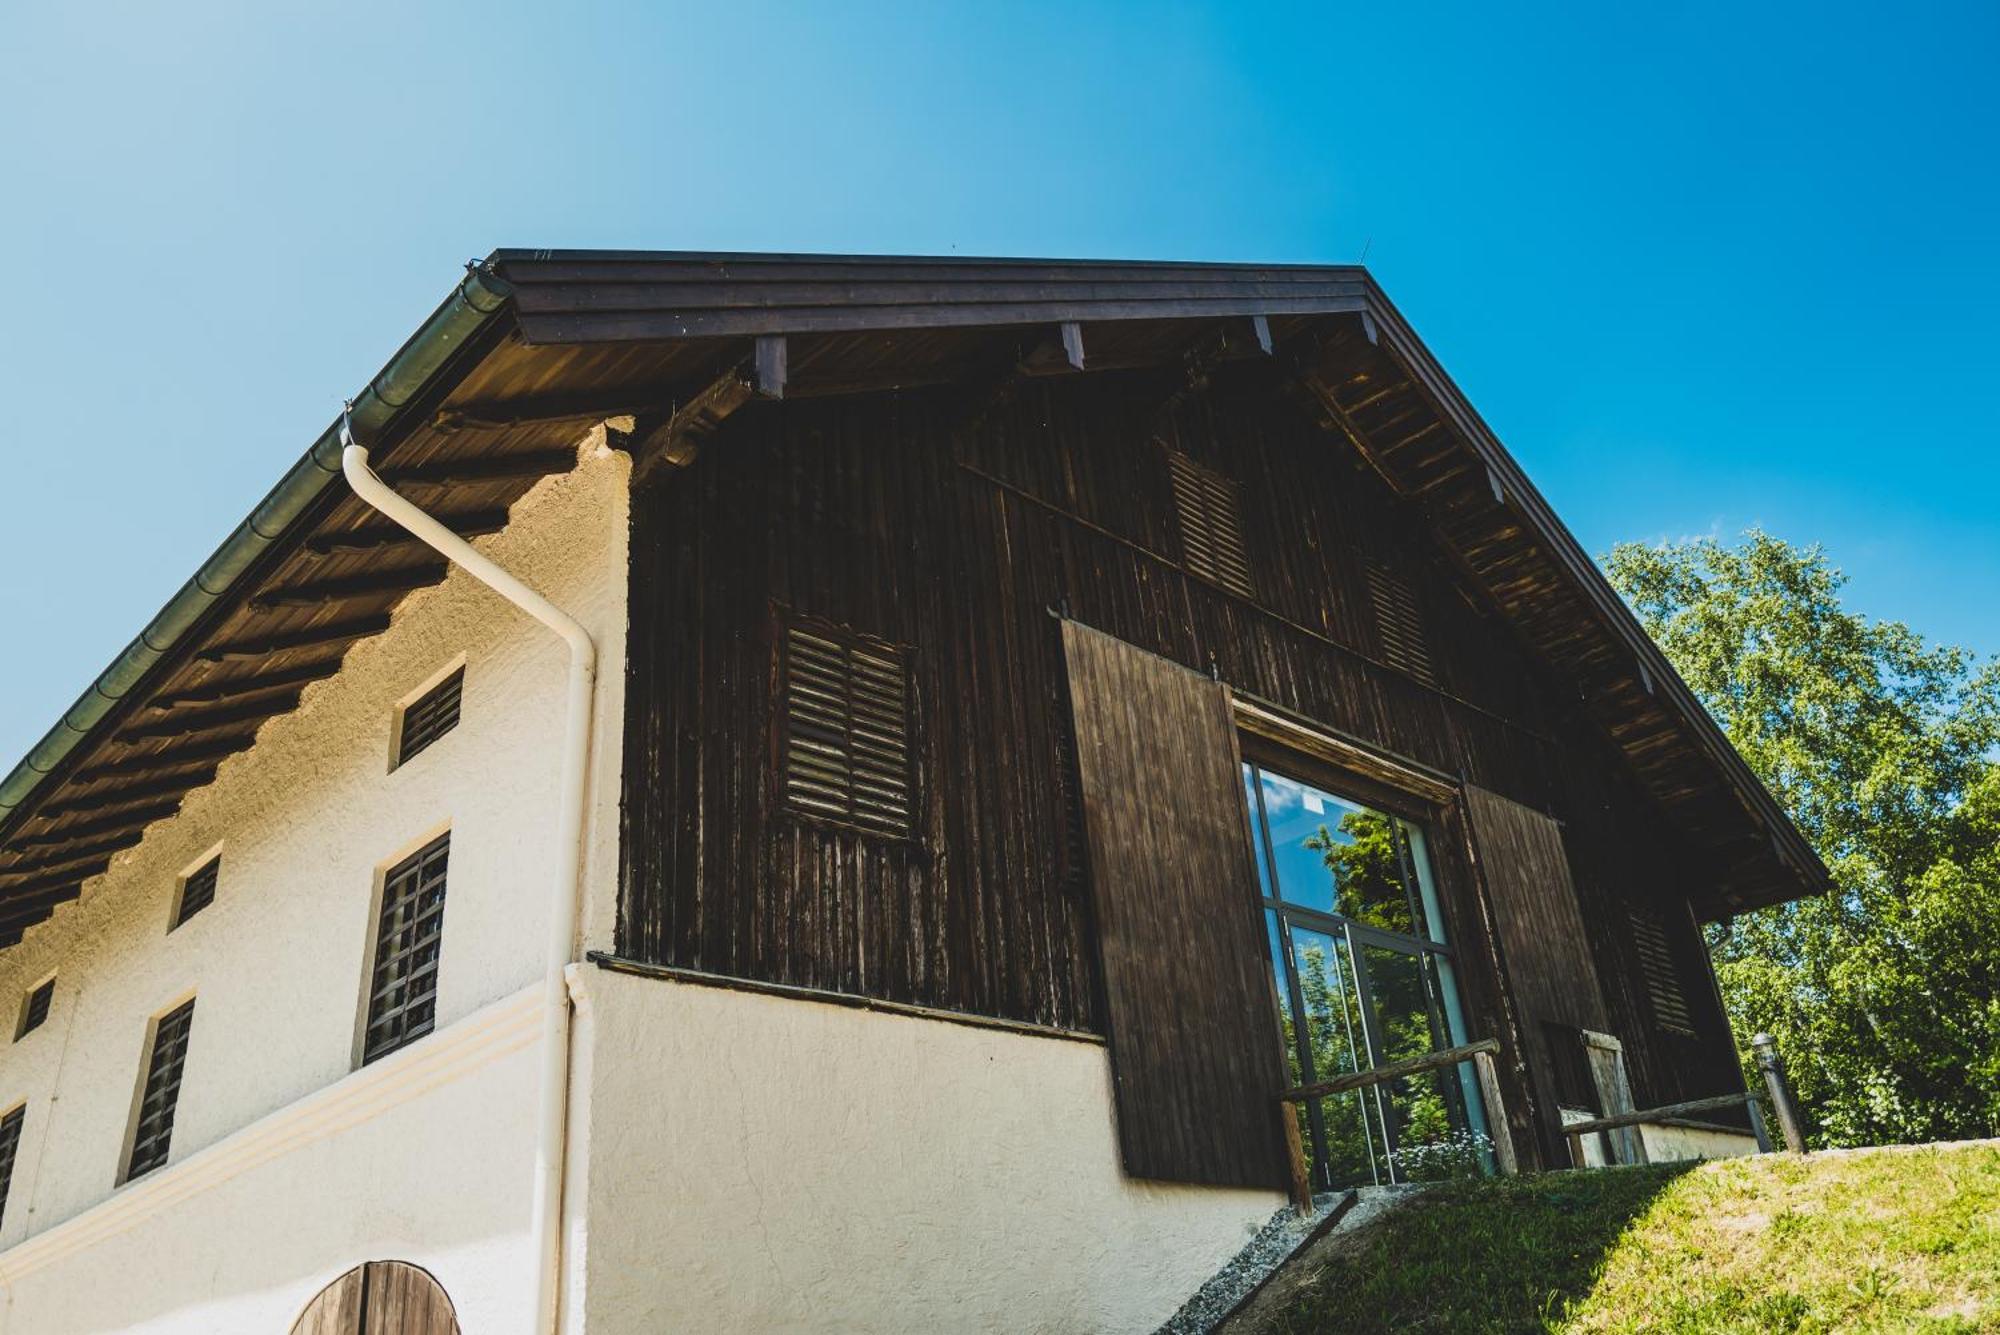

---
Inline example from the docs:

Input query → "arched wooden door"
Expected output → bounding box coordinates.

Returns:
[290,1261,459,1335]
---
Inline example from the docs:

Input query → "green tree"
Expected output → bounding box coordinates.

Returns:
[1604,530,2000,1147]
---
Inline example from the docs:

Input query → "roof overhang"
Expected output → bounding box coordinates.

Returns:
[0,250,1828,943]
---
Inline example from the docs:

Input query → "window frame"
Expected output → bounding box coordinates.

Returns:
[389,657,467,772]
[169,845,223,932]
[1238,731,1489,1188]
[14,974,54,1042]
[120,995,196,1185]
[355,829,453,1068]
[0,1102,23,1229]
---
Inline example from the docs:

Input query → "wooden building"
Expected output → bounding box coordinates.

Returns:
[0,253,1827,1331]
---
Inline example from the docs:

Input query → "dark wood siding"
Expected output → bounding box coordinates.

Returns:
[1061,621,1288,1187]
[618,364,1755,1162]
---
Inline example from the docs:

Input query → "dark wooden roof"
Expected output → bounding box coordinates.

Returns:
[0,251,1827,944]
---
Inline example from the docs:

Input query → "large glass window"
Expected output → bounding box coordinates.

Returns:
[1245,761,1491,1186]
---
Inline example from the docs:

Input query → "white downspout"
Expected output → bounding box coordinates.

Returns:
[341,410,594,1335]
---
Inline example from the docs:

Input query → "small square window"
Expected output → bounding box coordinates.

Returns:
[125,998,196,1182]
[394,667,464,770]
[362,834,451,1065]
[14,978,53,1041]
[172,855,219,930]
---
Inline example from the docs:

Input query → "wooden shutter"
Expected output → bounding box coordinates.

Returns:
[1464,785,1607,1033]
[1464,785,1612,1158]
[1061,620,1287,1188]
[1365,560,1436,686]
[1166,450,1255,598]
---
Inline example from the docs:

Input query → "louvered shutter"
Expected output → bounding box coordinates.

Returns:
[780,619,913,838]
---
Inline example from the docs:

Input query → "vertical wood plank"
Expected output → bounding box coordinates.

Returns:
[1061,619,1288,1188]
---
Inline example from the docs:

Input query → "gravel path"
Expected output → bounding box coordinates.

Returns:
[1153,1191,1358,1335]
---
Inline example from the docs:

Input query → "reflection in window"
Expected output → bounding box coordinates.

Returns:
[1247,760,1489,1188]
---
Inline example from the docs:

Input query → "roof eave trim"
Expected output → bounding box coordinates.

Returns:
[0,263,515,837]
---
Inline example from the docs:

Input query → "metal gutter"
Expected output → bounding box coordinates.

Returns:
[0,263,514,840]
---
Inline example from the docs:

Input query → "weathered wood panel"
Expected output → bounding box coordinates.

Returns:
[1060,621,1289,1187]
[618,366,1755,1148]
[289,1261,458,1335]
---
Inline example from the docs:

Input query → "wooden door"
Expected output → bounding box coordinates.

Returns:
[290,1261,459,1335]
[1061,620,1289,1188]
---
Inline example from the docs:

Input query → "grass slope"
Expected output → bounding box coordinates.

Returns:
[1258,1141,2000,1333]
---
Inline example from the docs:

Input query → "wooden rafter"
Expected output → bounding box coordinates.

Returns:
[197,614,392,663]
[11,802,181,847]
[71,735,258,782]
[378,451,577,487]
[119,694,304,742]
[249,564,448,611]
[39,770,220,817]
[305,510,509,555]
[150,660,343,709]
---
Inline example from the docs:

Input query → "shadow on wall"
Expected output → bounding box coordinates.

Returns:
[1232,1163,1696,1334]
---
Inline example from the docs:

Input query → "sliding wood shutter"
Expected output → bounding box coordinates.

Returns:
[1463,784,1608,1034]
[1061,620,1287,1188]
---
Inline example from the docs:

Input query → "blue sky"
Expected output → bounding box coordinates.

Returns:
[2,2,1995,764]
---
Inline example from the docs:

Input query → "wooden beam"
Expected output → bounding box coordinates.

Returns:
[249,564,448,611]
[120,693,303,741]
[630,363,757,484]
[377,451,577,487]
[1251,314,1275,356]
[197,615,392,663]
[755,335,787,399]
[150,660,343,709]
[0,832,146,879]
[0,865,103,898]
[39,770,220,817]
[1061,321,1086,371]
[305,510,509,556]
[70,735,257,782]
[0,881,86,927]
[11,802,182,848]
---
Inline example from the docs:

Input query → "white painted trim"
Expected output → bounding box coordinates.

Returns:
[0,981,541,1285]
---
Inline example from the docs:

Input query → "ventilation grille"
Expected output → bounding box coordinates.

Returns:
[0,1105,21,1228]
[1166,451,1255,598]
[1631,909,1697,1036]
[396,667,464,769]
[126,998,195,1181]
[781,621,913,838]
[1366,561,1436,686]
[173,856,218,929]
[363,834,450,1065]
[16,979,52,1040]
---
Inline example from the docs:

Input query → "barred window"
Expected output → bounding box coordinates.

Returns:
[125,999,195,1182]
[1166,450,1255,598]
[172,855,219,930]
[395,667,464,769]
[15,977,53,1040]
[362,835,451,1064]
[779,619,913,839]
[1631,908,1697,1036]
[0,1105,22,1228]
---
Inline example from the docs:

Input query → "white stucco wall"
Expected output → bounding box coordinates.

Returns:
[571,966,1282,1335]
[0,432,629,1332]
[1559,1108,1762,1168]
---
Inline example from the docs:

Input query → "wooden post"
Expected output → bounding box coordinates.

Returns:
[1280,1101,1313,1215]
[1752,1033,1808,1154]
[1471,1048,1518,1175]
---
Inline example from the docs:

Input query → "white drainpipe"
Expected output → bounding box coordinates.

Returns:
[341,411,595,1335]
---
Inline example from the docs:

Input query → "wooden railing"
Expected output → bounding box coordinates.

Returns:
[1558,1091,1763,1168]
[1276,1037,1512,1213]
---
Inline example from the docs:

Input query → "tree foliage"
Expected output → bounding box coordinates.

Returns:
[1604,530,2000,1147]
